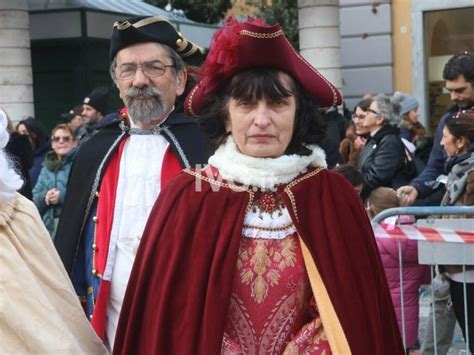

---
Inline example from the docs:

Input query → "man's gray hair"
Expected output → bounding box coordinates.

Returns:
[109,43,186,87]
[373,93,402,127]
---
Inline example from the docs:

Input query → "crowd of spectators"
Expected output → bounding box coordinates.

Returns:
[0,15,473,354]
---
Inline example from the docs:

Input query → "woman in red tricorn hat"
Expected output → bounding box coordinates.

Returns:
[114,18,404,354]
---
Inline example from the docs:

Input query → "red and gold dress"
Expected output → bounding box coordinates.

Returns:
[113,136,404,355]
[222,190,331,354]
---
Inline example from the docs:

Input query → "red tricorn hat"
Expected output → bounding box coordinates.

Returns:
[185,17,342,116]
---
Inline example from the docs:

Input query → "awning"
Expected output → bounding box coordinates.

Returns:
[28,0,192,22]
[28,0,218,48]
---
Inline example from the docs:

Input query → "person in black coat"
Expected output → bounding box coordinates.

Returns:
[53,15,209,348]
[16,117,50,187]
[356,94,406,200]
[321,106,347,167]
[0,109,34,199]
[398,53,474,206]
[5,132,33,199]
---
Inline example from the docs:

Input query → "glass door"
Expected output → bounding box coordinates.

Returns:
[424,7,474,131]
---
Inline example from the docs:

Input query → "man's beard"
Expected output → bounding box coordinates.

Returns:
[124,87,166,124]
[456,97,474,110]
[87,113,101,125]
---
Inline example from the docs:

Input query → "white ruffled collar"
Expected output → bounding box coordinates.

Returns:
[208,135,326,190]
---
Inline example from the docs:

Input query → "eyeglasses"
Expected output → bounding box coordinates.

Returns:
[52,136,72,143]
[366,108,382,116]
[116,61,175,80]
[352,113,366,121]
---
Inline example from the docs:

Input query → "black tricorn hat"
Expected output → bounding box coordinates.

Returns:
[110,16,205,62]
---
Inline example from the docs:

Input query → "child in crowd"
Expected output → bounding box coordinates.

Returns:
[335,163,364,196]
[367,187,430,353]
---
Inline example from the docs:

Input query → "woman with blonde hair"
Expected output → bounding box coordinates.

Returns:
[392,92,420,143]
[0,114,106,354]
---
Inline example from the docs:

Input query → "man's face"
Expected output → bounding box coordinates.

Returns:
[82,104,102,125]
[445,75,474,110]
[114,42,186,127]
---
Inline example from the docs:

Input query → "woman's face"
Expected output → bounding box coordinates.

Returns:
[407,108,419,124]
[17,123,36,149]
[441,126,465,157]
[353,107,370,136]
[226,74,296,158]
[362,101,384,133]
[17,123,28,136]
[69,116,83,131]
[51,128,76,158]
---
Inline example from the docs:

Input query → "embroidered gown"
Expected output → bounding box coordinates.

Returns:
[222,190,331,354]
[113,135,404,355]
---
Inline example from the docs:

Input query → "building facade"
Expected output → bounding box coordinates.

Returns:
[0,0,217,127]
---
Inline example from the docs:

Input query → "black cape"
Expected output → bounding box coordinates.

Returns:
[54,112,210,274]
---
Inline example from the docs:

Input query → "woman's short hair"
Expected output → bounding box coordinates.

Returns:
[410,121,427,141]
[372,93,402,127]
[197,68,326,156]
[354,98,372,112]
[445,109,474,144]
[51,123,76,140]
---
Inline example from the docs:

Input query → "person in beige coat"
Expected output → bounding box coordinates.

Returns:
[0,112,106,354]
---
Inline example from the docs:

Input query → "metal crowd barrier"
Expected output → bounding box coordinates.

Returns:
[372,206,474,354]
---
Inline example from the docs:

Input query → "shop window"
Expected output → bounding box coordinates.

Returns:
[425,7,474,131]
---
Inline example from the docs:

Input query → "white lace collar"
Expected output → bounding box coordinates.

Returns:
[208,135,326,190]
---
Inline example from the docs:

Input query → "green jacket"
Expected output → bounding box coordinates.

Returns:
[32,148,77,238]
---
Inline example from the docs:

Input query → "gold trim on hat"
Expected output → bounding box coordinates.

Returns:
[113,20,132,30]
[133,16,172,29]
[181,44,204,58]
[240,29,284,39]
[173,30,203,58]
[187,84,200,116]
[175,38,188,52]
[239,28,340,107]
[113,16,174,31]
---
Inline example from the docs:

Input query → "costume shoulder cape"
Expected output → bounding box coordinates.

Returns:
[54,112,210,274]
[114,168,403,354]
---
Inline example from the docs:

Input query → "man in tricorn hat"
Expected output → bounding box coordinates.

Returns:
[54,16,209,349]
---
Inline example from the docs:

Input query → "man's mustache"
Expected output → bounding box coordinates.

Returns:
[125,87,162,100]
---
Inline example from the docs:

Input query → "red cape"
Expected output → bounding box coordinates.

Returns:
[114,168,403,354]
